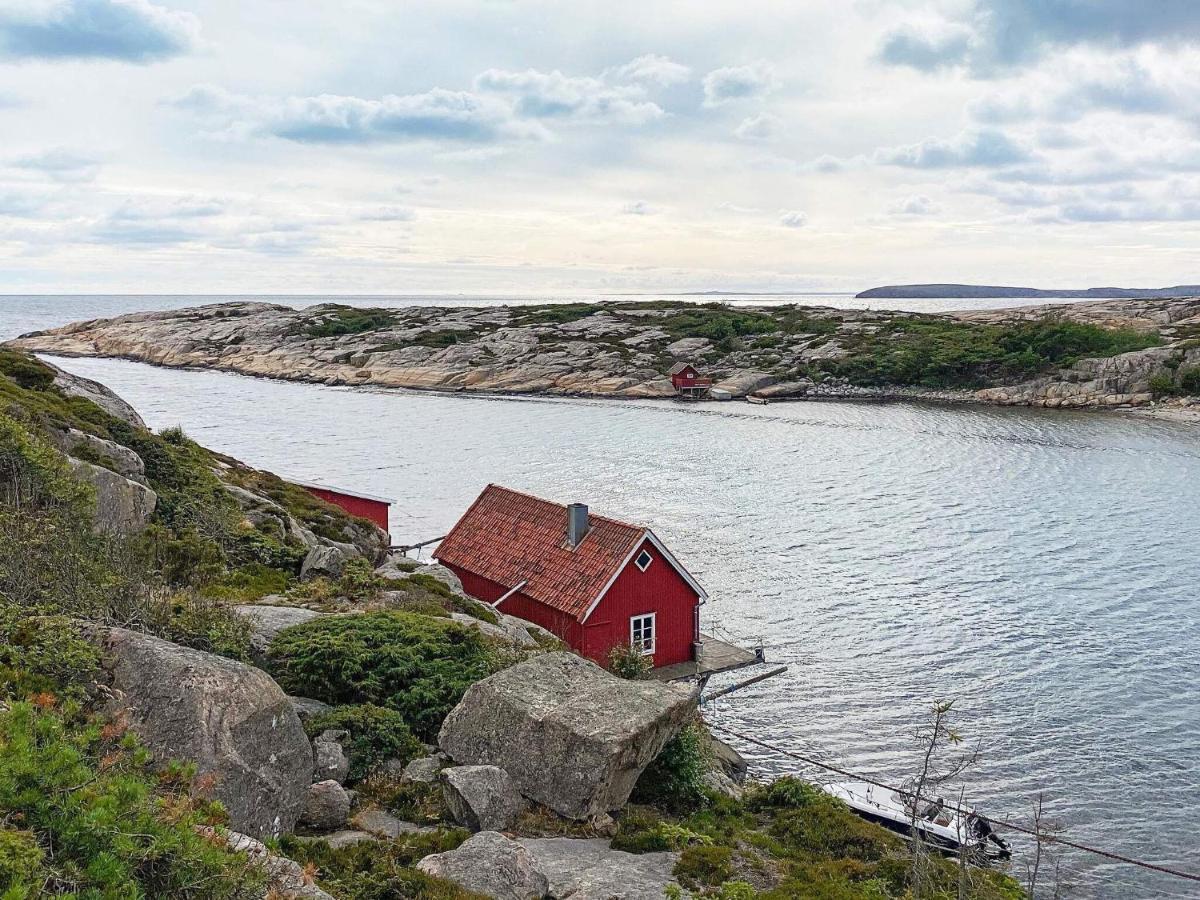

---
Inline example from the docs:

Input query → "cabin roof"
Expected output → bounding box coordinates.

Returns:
[669,362,697,375]
[288,478,394,506]
[433,484,705,621]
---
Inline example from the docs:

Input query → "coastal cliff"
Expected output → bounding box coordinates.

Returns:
[9,296,1200,412]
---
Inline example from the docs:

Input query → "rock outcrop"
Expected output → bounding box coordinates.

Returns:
[438,652,698,819]
[87,626,313,839]
[312,730,351,784]
[416,831,549,900]
[518,837,681,900]
[236,604,325,657]
[300,780,351,832]
[441,765,527,832]
[45,360,146,428]
[207,828,336,900]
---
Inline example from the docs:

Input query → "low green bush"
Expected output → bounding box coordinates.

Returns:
[266,611,494,741]
[0,700,264,898]
[0,607,100,703]
[306,704,423,782]
[1149,373,1179,397]
[1179,366,1200,395]
[612,808,712,853]
[674,844,735,888]
[632,722,712,812]
[607,643,653,680]
[280,829,480,899]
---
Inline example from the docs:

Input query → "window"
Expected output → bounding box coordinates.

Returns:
[631,613,655,655]
[635,549,653,572]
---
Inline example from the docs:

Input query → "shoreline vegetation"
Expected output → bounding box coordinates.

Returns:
[856,283,1200,300]
[0,348,1030,898]
[7,296,1200,418]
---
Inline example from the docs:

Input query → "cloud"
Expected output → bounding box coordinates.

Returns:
[620,200,653,215]
[734,113,778,141]
[609,54,690,86]
[877,25,972,71]
[702,63,776,106]
[359,206,415,222]
[779,210,806,227]
[0,0,200,63]
[474,67,663,124]
[11,148,100,181]
[174,85,551,145]
[875,129,1030,168]
[888,195,939,215]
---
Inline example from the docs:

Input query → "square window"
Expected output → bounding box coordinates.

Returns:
[630,613,655,655]
[635,549,653,571]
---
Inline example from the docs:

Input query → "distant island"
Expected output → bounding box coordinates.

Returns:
[857,284,1200,299]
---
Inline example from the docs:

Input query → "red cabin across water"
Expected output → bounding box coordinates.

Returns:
[434,484,709,670]
[669,361,713,398]
[291,480,394,532]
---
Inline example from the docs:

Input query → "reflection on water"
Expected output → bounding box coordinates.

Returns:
[42,354,1200,899]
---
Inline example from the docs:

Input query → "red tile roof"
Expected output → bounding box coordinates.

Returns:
[433,484,652,620]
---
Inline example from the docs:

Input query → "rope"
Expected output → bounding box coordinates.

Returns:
[708,723,1200,884]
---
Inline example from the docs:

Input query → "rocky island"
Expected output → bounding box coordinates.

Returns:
[0,348,1026,899]
[9,296,1200,414]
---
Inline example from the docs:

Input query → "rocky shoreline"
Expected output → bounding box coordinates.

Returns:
[8,296,1200,415]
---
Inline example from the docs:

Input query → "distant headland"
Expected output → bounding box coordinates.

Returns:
[856,284,1200,299]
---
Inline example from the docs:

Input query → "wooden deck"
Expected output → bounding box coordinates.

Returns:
[652,633,761,682]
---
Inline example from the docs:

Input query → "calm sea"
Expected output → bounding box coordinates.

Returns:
[3,294,1198,898]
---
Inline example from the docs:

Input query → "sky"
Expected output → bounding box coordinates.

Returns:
[2,0,1200,294]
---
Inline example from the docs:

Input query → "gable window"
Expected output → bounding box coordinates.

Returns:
[630,613,656,655]
[635,549,653,572]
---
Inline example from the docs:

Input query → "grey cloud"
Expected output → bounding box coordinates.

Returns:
[11,149,100,181]
[877,27,971,71]
[779,210,806,227]
[702,63,776,106]
[621,200,652,215]
[734,113,777,141]
[876,129,1029,168]
[359,206,415,222]
[0,0,200,63]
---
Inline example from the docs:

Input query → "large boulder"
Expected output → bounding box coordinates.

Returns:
[518,837,680,900]
[86,626,313,839]
[312,729,351,783]
[416,831,548,900]
[300,543,353,579]
[68,458,156,534]
[438,653,698,819]
[441,765,526,832]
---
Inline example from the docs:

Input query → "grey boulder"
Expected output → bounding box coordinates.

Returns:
[288,695,333,722]
[518,837,680,900]
[442,765,526,832]
[313,730,350,783]
[301,780,351,832]
[210,828,335,900]
[300,543,352,579]
[68,458,156,534]
[438,652,698,819]
[235,604,325,656]
[400,753,446,783]
[417,831,548,900]
[86,626,313,839]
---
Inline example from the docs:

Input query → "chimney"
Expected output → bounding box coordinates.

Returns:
[567,503,589,548]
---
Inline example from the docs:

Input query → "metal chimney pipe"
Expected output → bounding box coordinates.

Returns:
[567,503,589,547]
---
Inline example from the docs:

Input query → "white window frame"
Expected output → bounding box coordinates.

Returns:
[630,613,656,655]
[635,549,653,572]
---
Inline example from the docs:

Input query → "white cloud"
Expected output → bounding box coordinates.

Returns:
[609,54,690,86]
[10,148,100,181]
[875,129,1031,169]
[779,210,806,228]
[734,113,778,141]
[888,195,939,216]
[473,67,663,124]
[621,200,653,215]
[702,62,777,106]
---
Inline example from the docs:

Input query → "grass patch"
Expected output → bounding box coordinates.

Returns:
[298,306,399,339]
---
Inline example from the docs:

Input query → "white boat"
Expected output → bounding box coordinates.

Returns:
[822,780,1010,860]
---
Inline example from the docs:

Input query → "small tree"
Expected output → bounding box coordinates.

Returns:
[608,642,653,680]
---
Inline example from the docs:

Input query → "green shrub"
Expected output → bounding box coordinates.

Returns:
[306,705,423,782]
[748,776,826,811]
[632,722,711,812]
[1179,366,1200,395]
[299,307,399,339]
[0,607,100,703]
[357,775,452,826]
[0,701,264,898]
[267,611,494,741]
[674,844,734,888]
[339,557,383,603]
[612,808,712,853]
[0,826,43,890]
[716,881,759,900]
[607,643,653,680]
[135,587,253,661]
[280,829,480,899]
[0,350,56,391]
[1149,373,1179,397]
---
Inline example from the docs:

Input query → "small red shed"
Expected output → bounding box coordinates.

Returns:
[669,362,713,397]
[433,485,707,669]
[291,480,393,532]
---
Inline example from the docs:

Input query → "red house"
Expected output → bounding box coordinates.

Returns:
[669,362,712,397]
[291,479,393,532]
[433,485,707,669]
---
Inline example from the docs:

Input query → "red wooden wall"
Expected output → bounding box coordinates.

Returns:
[303,487,390,532]
[583,538,699,668]
[443,537,700,669]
